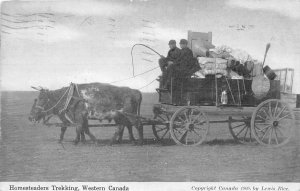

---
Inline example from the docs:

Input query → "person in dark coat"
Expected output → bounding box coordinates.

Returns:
[159,40,181,73]
[163,39,197,89]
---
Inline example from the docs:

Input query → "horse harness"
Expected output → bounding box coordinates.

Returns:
[37,83,86,124]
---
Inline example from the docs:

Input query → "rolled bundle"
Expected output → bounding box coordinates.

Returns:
[251,75,270,99]
[203,68,227,76]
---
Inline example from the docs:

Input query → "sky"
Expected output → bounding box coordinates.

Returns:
[0,0,300,93]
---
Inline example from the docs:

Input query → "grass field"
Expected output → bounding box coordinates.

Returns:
[0,91,299,181]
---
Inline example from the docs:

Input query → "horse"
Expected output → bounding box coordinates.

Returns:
[29,83,143,145]
[28,85,97,144]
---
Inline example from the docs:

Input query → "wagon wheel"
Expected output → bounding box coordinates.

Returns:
[169,106,209,146]
[228,116,257,145]
[251,99,295,147]
[152,113,171,141]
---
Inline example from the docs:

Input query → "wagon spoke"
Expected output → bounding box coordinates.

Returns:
[160,129,169,139]
[273,101,279,118]
[192,129,202,138]
[157,115,165,121]
[261,126,271,141]
[156,127,168,133]
[174,120,185,127]
[274,128,279,144]
[232,123,245,129]
[236,125,247,137]
[179,130,188,143]
[192,113,203,123]
[277,113,291,121]
[249,127,252,142]
[255,121,271,125]
[268,102,273,120]
[243,126,249,141]
[268,127,273,144]
[184,111,190,122]
[178,115,186,123]
[185,132,188,145]
[190,109,195,118]
[256,124,272,132]
[276,125,286,136]
[256,114,267,121]
[261,108,271,120]
[276,105,287,119]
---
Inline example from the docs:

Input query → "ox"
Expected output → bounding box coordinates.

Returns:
[29,83,143,145]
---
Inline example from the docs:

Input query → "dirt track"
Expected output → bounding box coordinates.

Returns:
[0,91,299,181]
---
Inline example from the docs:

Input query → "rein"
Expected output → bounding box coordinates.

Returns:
[38,85,72,114]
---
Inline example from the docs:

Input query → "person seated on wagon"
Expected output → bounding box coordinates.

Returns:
[159,40,181,72]
[162,39,196,89]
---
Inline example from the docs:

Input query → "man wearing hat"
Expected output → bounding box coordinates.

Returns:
[163,39,196,89]
[159,40,181,73]
[159,40,180,88]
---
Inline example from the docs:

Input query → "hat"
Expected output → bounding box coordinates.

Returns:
[179,39,188,45]
[168,40,176,45]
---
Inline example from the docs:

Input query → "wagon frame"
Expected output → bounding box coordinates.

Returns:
[148,76,295,147]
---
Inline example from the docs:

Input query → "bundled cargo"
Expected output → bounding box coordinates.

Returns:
[197,57,228,77]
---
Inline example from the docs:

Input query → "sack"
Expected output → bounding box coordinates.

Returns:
[228,70,243,79]
[197,57,215,65]
[251,61,263,77]
[203,68,227,76]
[230,49,252,65]
[252,75,270,99]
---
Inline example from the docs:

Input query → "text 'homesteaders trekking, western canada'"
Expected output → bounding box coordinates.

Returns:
[8,184,130,191]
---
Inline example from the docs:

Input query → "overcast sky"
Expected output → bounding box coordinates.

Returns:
[1,0,300,92]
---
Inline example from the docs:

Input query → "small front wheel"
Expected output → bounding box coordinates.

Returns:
[169,106,209,146]
[228,116,257,145]
[152,113,170,141]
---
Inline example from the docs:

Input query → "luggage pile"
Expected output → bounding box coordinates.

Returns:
[195,45,264,80]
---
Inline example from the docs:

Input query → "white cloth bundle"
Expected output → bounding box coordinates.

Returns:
[203,69,227,76]
[230,49,252,65]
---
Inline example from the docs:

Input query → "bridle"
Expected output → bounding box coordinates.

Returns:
[33,83,85,124]
[35,85,71,115]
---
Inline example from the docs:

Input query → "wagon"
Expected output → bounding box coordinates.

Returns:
[148,74,295,147]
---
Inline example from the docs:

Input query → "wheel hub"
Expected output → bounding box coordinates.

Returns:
[185,123,194,130]
[273,121,279,127]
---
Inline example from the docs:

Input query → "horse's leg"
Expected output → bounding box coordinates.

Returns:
[136,120,143,145]
[74,125,81,145]
[110,125,122,145]
[126,125,136,144]
[117,125,125,143]
[83,124,96,144]
[59,126,67,143]
[80,130,86,143]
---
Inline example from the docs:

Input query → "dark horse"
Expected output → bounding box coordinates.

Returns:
[29,84,96,144]
[29,83,143,145]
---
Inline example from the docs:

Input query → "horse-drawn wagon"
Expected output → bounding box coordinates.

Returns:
[29,31,295,148]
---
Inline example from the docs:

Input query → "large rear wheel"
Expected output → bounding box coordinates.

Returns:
[251,99,295,147]
[169,106,209,146]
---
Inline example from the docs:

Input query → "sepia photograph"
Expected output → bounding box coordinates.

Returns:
[0,0,300,184]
